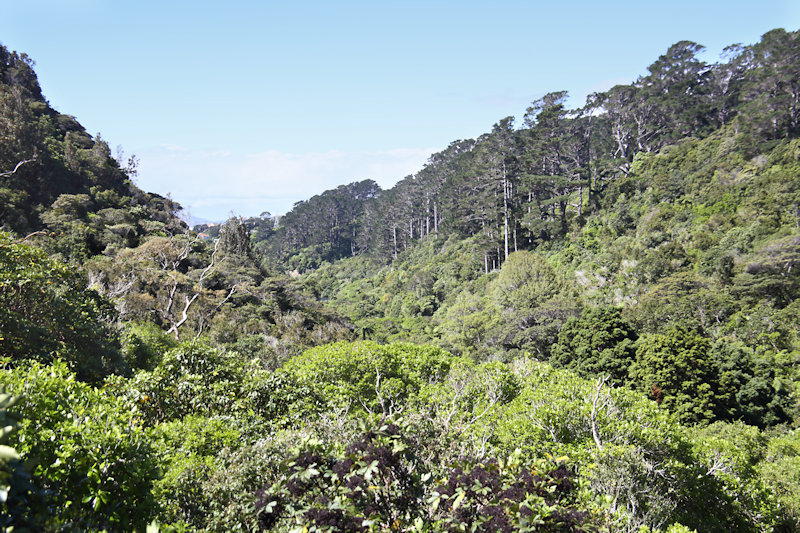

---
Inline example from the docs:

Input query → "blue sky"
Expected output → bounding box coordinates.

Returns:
[2,1,800,221]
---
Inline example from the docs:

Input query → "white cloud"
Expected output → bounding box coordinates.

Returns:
[135,145,435,220]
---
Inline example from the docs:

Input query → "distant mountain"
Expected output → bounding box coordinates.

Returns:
[180,211,218,228]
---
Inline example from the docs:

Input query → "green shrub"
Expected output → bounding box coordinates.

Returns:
[0,360,159,530]
[257,420,600,532]
[758,429,800,530]
[429,451,598,532]
[115,340,276,424]
[257,421,425,531]
[120,321,178,371]
[0,385,37,530]
[550,306,638,384]
[281,341,458,415]
[0,232,125,381]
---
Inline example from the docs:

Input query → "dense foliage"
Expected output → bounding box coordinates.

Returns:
[0,232,124,381]
[257,423,599,532]
[2,28,800,532]
[0,360,158,530]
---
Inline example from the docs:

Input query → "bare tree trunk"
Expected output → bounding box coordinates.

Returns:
[591,375,609,451]
[166,238,220,339]
[167,293,200,339]
[513,223,517,252]
[503,161,510,261]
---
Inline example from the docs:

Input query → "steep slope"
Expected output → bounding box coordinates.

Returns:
[0,43,186,261]
[0,43,354,373]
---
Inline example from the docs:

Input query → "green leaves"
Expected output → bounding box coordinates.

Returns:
[630,326,716,424]
[281,341,457,416]
[0,387,21,506]
[0,361,159,530]
[258,420,600,532]
[0,232,125,382]
[550,306,638,384]
[257,422,425,531]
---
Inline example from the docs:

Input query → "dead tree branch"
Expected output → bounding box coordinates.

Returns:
[591,374,610,452]
[0,158,35,178]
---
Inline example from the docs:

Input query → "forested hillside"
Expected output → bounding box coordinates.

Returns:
[261,30,800,269]
[2,29,800,532]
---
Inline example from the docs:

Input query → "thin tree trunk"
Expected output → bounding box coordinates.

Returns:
[513,223,517,252]
[503,161,510,261]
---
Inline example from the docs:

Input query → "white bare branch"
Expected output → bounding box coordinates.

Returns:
[591,374,610,451]
[0,158,34,178]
